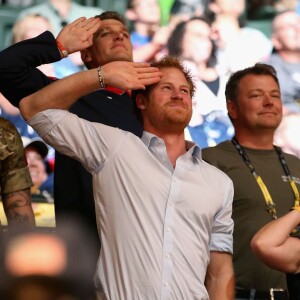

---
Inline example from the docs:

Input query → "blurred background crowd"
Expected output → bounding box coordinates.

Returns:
[1,0,300,159]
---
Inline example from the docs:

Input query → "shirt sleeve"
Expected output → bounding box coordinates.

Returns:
[0,118,33,195]
[210,179,234,254]
[28,109,127,174]
[0,31,60,107]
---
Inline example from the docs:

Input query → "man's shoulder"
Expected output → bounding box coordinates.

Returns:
[282,151,300,164]
[201,158,233,184]
[201,140,239,173]
[202,140,233,157]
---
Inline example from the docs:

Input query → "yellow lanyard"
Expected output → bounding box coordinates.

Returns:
[232,138,300,220]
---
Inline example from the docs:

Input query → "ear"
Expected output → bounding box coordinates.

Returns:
[80,49,93,65]
[135,93,147,110]
[125,9,137,21]
[227,100,237,120]
[271,34,282,51]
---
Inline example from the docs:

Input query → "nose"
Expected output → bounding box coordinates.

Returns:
[263,93,275,106]
[27,158,36,167]
[26,155,40,166]
[113,31,124,40]
[171,89,183,100]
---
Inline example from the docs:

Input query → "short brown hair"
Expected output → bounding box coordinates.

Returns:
[150,56,195,97]
[225,63,280,105]
[95,11,127,27]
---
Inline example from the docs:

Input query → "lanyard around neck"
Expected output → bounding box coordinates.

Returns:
[232,137,300,220]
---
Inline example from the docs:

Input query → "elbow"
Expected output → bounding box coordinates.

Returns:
[19,97,32,121]
[250,237,268,258]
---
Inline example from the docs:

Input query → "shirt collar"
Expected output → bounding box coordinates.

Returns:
[141,131,202,162]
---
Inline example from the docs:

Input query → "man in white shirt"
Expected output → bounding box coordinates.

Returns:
[19,55,234,300]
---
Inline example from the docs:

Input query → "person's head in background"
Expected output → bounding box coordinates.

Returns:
[11,14,55,77]
[207,0,246,49]
[205,0,246,22]
[80,11,133,69]
[167,16,217,68]
[0,216,98,300]
[22,137,53,196]
[274,113,300,158]
[126,0,161,31]
[11,14,51,44]
[271,10,300,61]
[169,0,205,23]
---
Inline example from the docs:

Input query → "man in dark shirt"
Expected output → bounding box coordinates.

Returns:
[0,12,143,255]
[202,63,299,299]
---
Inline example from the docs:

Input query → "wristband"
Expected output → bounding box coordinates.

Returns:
[56,39,68,58]
[97,66,106,89]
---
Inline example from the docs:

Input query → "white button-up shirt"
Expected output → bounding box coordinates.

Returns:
[29,109,234,300]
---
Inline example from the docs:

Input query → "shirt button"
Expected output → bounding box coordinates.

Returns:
[165,253,170,259]
[164,282,169,287]
[166,227,171,232]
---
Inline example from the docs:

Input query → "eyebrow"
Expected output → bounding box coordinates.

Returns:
[248,88,280,93]
[162,81,190,88]
[99,26,129,33]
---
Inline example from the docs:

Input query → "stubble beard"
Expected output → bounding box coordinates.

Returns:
[148,105,192,134]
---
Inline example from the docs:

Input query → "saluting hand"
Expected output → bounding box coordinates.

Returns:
[100,61,163,91]
[56,17,101,55]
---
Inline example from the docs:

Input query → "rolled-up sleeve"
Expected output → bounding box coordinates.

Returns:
[210,180,234,254]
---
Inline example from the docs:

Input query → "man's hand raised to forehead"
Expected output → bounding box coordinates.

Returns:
[56,17,101,54]
[101,61,163,91]
[19,61,163,121]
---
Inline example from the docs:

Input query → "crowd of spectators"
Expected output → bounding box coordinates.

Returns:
[0,1,300,298]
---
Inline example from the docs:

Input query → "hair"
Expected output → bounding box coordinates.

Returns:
[132,56,195,120]
[95,11,128,27]
[127,0,137,9]
[11,14,51,44]
[167,21,186,57]
[246,0,276,20]
[203,0,246,27]
[167,16,217,68]
[225,63,280,104]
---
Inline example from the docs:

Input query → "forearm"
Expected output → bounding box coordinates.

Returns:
[206,271,234,300]
[2,189,35,227]
[251,209,300,273]
[20,68,100,120]
[252,209,300,249]
[205,252,234,300]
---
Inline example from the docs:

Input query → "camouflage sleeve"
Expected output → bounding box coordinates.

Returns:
[0,117,33,195]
